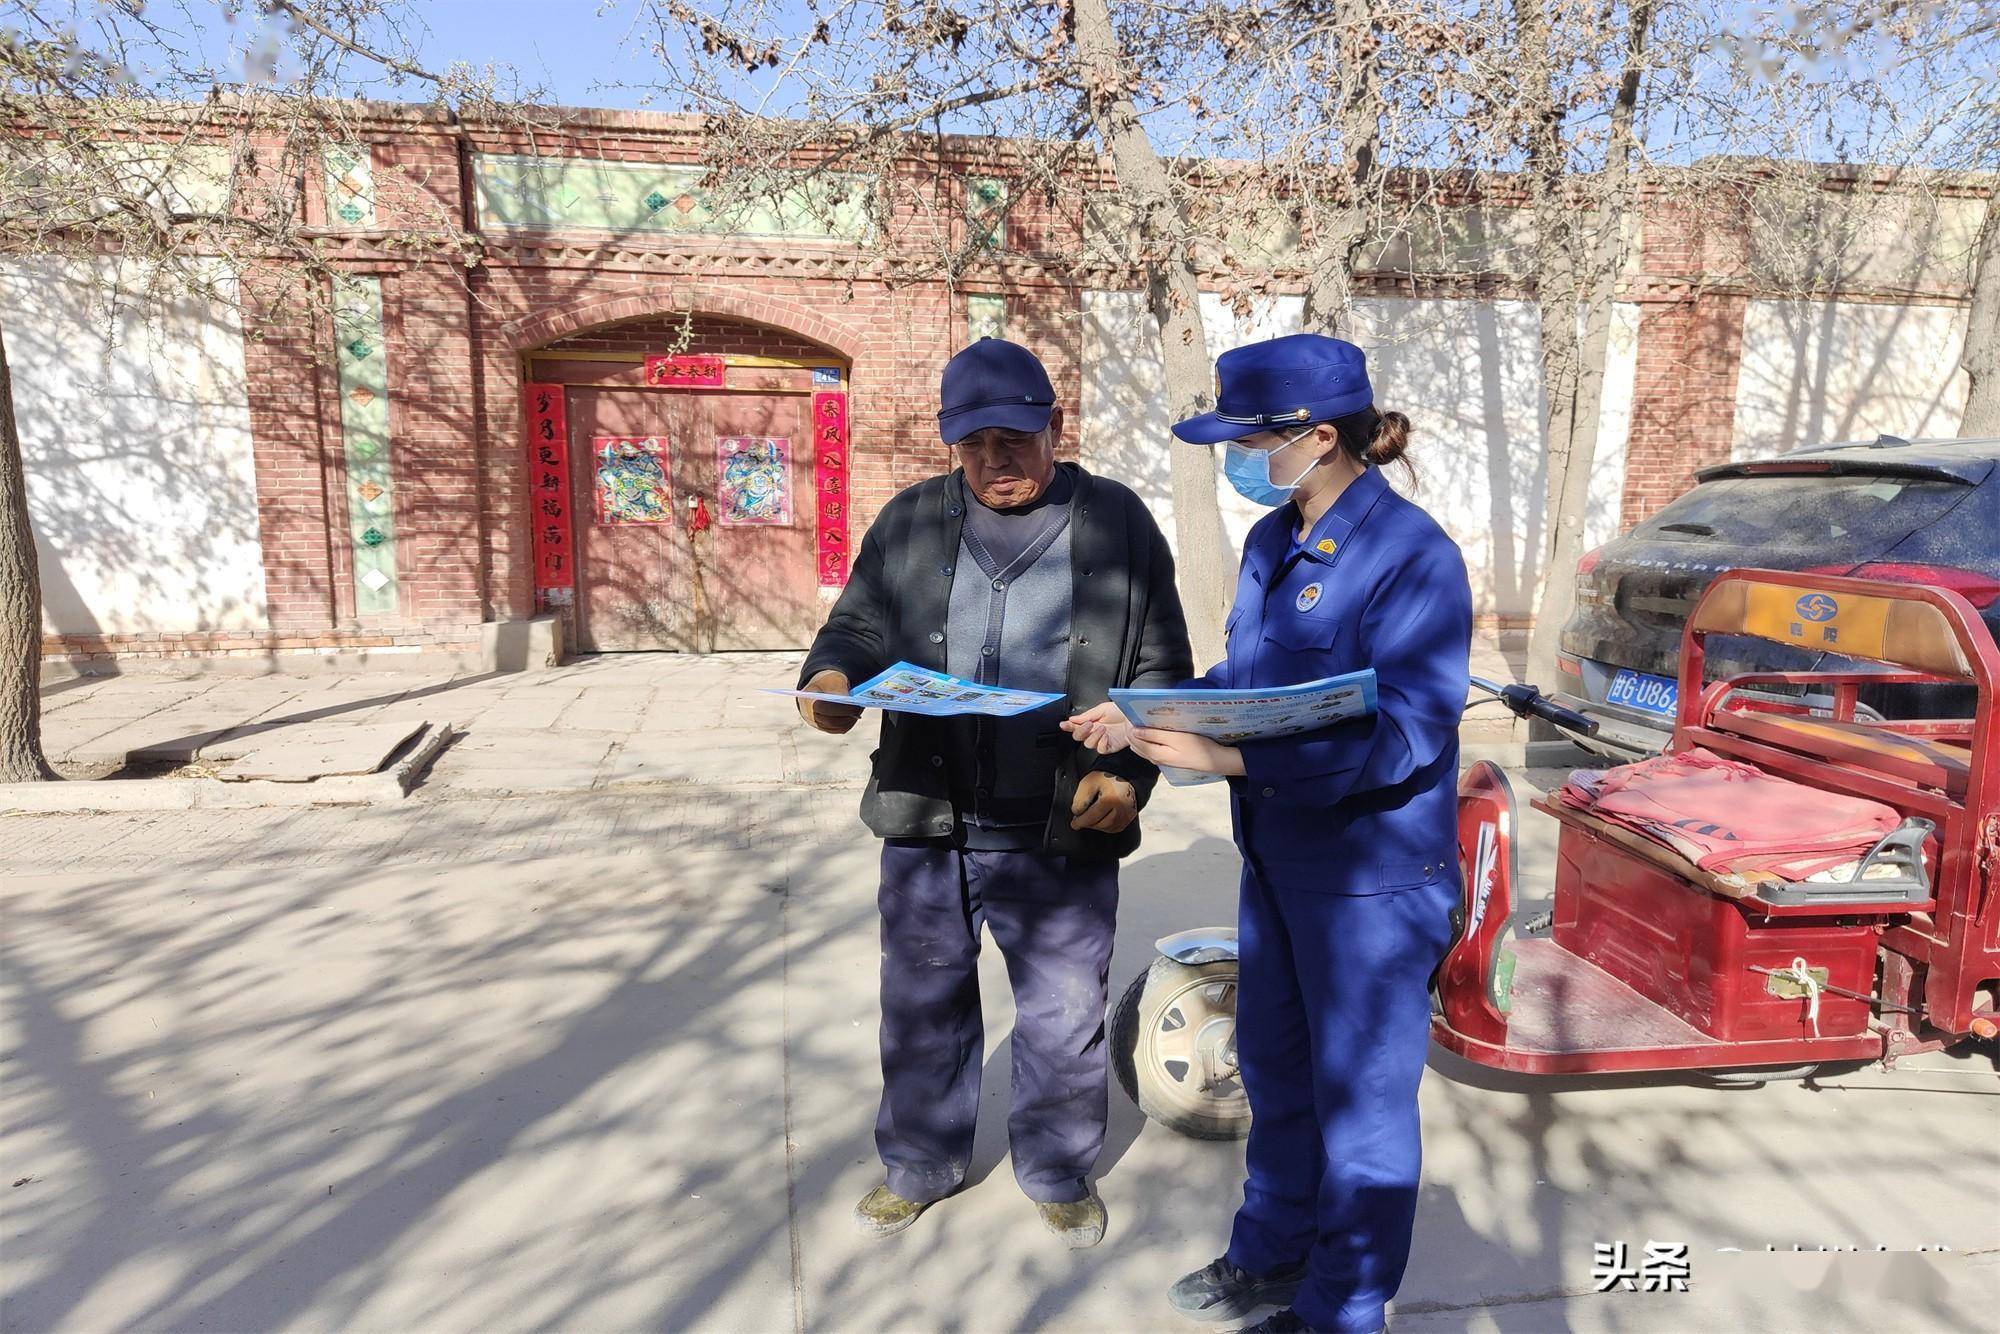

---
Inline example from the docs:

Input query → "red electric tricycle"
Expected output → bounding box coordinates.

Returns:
[1114,569,1997,1139]
[1434,567,1998,1078]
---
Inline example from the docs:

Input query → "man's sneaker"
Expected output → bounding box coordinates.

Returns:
[1167,1256,1307,1323]
[1035,1194,1107,1248]
[1238,1311,1324,1334]
[852,1183,930,1237]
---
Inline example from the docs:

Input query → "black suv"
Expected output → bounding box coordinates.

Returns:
[1555,436,2000,759]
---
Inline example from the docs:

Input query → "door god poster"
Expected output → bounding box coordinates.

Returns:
[716,436,794,526]
[592,437,673,525]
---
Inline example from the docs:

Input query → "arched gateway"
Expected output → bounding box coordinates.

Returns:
[520,310,851,652]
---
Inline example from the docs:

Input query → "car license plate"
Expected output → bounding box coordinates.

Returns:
[1606,669,1678,717]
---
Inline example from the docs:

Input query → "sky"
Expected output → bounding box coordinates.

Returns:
[366,0,677,108]
[14,1,1995,169]
[18,0,681,109]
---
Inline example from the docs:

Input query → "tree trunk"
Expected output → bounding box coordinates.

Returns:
[1300,0,1381,336]
[0,323,56,782]
[1960,195,2000,436]
[1073,0,1232,664]
[1523,0,1653,696]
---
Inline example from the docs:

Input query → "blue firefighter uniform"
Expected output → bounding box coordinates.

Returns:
[1169,335,1473,1333]
[1203,465,1471,1331]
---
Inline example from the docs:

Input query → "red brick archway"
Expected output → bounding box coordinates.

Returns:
[501,282,865,361]
[482,275,909,625]
[513,302,853,650]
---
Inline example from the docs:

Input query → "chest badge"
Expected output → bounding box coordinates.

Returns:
[1316,538,1337,555]
[1295,582,1324,613]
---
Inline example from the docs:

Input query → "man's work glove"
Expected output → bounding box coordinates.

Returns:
[798,669,864,734]
[1070,770,1138,834]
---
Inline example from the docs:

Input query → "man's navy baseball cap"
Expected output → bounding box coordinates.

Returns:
[937,338,1057,444]
[1171,333,1373,445]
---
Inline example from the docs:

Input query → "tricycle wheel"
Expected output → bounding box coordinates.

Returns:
[1112,957,1251,1141]
[1700,1063,1821,1088]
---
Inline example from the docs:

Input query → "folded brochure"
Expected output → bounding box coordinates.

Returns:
[768,662,1064,718]
[1108,669,1378,786]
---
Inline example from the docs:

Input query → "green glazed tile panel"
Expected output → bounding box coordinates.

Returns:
[332,276,400,617]
[472,153,872,240]
[323,144,376,228]
[967,176,1007,249]
[967,293,1007,341]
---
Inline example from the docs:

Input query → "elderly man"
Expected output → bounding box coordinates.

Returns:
[797,337,1192,1248]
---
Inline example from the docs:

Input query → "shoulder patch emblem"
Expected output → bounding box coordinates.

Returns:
[1316,538,1337,555]
[1296,582,1323,612]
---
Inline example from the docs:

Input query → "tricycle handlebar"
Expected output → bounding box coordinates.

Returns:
[1470,676,1601,737]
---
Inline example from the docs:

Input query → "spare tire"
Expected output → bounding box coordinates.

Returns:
[1111,956,1252,1141]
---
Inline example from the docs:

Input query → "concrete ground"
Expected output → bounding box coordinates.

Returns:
[32,633,1532,796]
[4,651,1996,1333]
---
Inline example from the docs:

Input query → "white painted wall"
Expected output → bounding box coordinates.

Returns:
[1732,299,1969,460]
[1588,302,1641,551]
[1,256,268,635]
[1080,291,1634,616]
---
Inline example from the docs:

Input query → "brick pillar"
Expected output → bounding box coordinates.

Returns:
[1621,292,1749,528]
[1619,191,1753,528]
[240,264,341,634]
[384,264,487,630]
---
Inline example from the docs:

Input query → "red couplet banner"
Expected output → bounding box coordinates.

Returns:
[811,391,850,587]
[643,354,727,388]
[524,383,574,606]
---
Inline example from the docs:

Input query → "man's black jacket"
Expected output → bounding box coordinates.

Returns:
[800,466,1194,860]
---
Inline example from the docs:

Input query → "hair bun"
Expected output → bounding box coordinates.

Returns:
[1364,411,1412,466]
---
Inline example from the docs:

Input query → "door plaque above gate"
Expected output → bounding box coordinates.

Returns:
[644,354,726,388]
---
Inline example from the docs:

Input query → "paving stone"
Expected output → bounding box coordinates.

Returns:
[45,681,210,722]
[430,764,608,794]
[555,685,657,731]
[212,720,430,780]
[483,689,580,730]
[601,730,785,785]
[719,687,808,729]
[784,728,875,785]
[448,728,613,756]
[65,716,252,765]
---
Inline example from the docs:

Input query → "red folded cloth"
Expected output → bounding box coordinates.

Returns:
[1556,748,1902,880]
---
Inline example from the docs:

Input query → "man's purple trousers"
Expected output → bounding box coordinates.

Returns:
[874,839,1120,1205]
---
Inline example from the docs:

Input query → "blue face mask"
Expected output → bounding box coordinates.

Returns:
[1222,426,1316,507]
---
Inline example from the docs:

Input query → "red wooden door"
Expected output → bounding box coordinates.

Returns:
[690,392,819,651]
[566,387,818,651]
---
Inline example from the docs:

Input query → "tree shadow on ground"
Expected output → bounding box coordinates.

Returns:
[3,792,1995,1333]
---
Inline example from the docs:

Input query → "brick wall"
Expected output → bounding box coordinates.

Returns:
[41,106,1986,664]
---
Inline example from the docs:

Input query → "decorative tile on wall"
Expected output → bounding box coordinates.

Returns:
[471,154,872,241]
[323,144,376,228]
[967,293,1007,341]
[332,276,399,616]
[967,177,1007,250]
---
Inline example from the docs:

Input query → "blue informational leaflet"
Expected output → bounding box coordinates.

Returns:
[768,662,1064,718]
[1108,669,1378,786]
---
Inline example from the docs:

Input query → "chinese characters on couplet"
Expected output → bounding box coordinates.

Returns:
[524,384,574,607]
[813,390,850,588]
